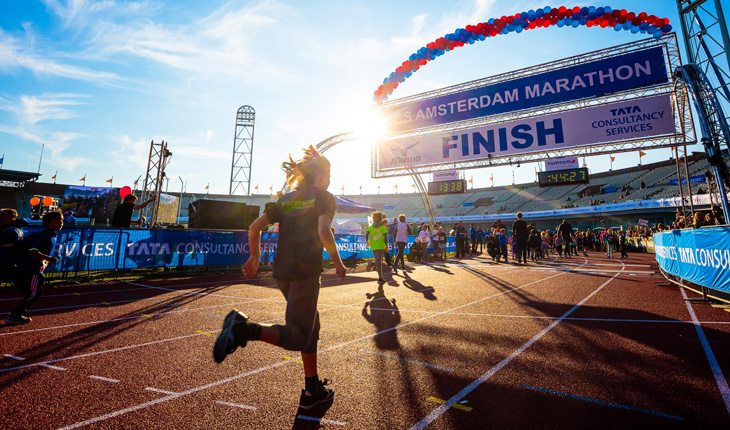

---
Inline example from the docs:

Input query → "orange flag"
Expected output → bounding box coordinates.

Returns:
[639,150,646,158]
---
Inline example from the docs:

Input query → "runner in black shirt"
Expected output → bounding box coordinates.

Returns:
[214,145,346,411]
[111,194,156,227]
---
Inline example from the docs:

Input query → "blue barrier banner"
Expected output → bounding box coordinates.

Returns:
[385,47,668,132]
[668,175,706,186]
[654,227,730,293]
[25,228,457,274]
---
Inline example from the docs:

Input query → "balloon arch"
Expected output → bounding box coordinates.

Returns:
[290,6,675,225]
[374,5,672,103]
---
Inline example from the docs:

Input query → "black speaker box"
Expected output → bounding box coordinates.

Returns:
[188,200,259,230]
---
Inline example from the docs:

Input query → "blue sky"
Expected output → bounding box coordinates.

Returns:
[0,0,686,195]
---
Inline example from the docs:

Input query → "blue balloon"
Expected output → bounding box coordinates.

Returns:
[596,7,604,15]
[604,6,612,13]
[572,21,580,28]
[543,6,552,14]
[653,32,663,40]
[588,6,596,13]
[536,9,544,17]
[520,12,528,19]
[488,18,494,24]
[515,26,523,33]
[630,26,639,34]
[557,20,565,27]
[614,24,622,31]
[662,24,672,32]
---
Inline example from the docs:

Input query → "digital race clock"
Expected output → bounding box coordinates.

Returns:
[427,179,467,195]
[537,167,590,187]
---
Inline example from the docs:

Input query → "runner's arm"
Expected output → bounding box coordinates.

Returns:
[318,214,346,281]
[241,213,270,278]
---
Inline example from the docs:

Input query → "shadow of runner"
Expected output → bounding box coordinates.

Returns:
[291,398,335,430]
[362,290,401,350]
[402,272,437,301]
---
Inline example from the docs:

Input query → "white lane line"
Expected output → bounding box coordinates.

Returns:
[3,354,26,361]
[359,349,453,373]
[88,375,120,383]
[296,415,347,426]
[39,363,67,371]
[409,262,624,430]
[55,264,566,430]
[215,400,257,411]
[680,287,730,416]
[0,287,151,302]
[0,298,282,337]
[144,387,178,395]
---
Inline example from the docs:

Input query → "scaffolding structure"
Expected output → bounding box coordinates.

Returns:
[140,140,172,225]
[230,105,256,195]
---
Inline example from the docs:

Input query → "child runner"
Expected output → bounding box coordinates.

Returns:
[366,211,388,286]
[213,146,347,410]
[5,209,62,324]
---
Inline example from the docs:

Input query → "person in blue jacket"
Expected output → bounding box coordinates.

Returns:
[5,209,63,325]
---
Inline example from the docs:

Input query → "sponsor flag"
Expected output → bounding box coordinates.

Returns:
[105,177,113,184]
[51,171,57,184]
[639,150,646,157]
[79,174,86,182]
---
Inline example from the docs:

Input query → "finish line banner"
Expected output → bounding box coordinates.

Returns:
[654,227,730,293]
[378,94,675,171]
[383,46,668,133]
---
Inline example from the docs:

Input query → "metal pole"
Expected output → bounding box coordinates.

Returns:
[713,165,730,223]
[37,144,44,173]
[177,177,185,222]
[673,146,687,221]
[682,145,695,217]
[715,0,730,72]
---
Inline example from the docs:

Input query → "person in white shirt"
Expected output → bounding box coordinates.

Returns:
[417,224,431,262]
[392,214,410,273]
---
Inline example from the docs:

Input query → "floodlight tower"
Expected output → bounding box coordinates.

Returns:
[230,105,256,195]
[677,0,730,137]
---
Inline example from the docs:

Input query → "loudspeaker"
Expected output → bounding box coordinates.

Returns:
[188,200,259,230]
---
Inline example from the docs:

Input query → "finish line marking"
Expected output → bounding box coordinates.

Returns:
[88,375,120,384]
[295,415,347,426]
[215,400,257,411]
[518,384,684,421]
[282,355,303,364]
[359,349,453,373]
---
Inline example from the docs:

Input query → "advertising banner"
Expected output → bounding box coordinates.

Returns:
[433,170,459,182]
[668,175,706,186]
[654,227,730,293]
[383,47,668,133]
[545,157,578,172]
[29,228,455,274]
[378,94,675,171]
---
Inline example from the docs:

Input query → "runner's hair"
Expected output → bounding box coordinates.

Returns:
[282,145,331,189]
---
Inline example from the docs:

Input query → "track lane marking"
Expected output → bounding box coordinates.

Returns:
[518,384,684,421]
[39,363,67,371]
[680,287,730,416]
[144,387,178,395]
[88,375,120,383]
[3,354,25,360]
[55,263,570,430]
[295,415,347,426]
[409,260,622,430]
[215,400,257,411]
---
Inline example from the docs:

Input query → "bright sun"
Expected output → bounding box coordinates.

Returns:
[352,105,392,146]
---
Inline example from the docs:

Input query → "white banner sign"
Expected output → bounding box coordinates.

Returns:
[432,170,459,182]
[545,157,578,172]
[378,94,675,171]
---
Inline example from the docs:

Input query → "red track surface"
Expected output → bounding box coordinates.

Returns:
[1,253,729,429]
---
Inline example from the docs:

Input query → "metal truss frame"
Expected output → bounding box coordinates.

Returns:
[140,140,171,225]
[230,105,256,196]
[373,34,696,178]
[677,0,730,140]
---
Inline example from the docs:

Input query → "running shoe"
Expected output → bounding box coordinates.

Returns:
[299,379,334,410]
[4,315,31,325]
[213,309,249,364]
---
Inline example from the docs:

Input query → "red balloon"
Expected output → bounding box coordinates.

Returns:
[120,186,132,198]
[42,196,54,207]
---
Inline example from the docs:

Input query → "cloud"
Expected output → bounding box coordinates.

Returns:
[0,29,119,83]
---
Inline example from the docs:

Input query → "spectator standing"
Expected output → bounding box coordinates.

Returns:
[393,214,409,273]
[498,228,508,262]
[111,194,156,228]
[512,212,529,263]
[417,224,431,262]
[455,221,468,259]
[557,219,573,258]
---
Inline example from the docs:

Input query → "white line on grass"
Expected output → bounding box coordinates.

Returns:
[409,261,624,430]
[56,263,566,430]
[680,287,730,416]
[215,400,257,411]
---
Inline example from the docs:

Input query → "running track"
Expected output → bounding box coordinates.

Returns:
[1,253,729,429]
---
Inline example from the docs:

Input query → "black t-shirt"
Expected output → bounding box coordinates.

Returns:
[512,219,528,241]
[111,202,134,227]
[266,186,336,281]
[558,222,573,237]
